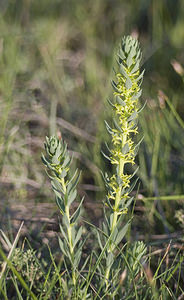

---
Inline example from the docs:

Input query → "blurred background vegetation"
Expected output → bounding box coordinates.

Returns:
[0,0,184,240]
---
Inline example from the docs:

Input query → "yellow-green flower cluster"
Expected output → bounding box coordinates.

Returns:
[103,35,144,291]
[105,36,144,210]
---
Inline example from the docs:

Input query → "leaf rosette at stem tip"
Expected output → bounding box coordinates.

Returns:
[41,135,72,180]
[41,135,79,216]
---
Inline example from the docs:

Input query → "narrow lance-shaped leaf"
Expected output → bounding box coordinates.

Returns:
[67,171,81,196]
[101,150,111,162]
[68,189,77,206]
[73,227,83,249]
[125,77,132,89]
[111,80,121,92]
[71,196,84,224]
[114,221,130,246]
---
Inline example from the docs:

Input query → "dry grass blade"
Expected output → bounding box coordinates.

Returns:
[0,221,24,280]
[57,117,96,143]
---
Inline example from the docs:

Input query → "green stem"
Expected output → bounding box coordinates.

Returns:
[105,126,128,289]
[111,123,127,233]
[61,178,76,286]
[103,35,143,295]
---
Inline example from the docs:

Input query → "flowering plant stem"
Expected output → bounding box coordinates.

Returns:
[41,35,145,298]
[102,36,144,290]
[61,177,76,285]
[42,136,83,289]
[111,133,126,231]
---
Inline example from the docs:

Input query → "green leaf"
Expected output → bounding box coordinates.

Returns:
[55,143,62,156]
[96,231,103,251]
[137,100,147,113]
[0,230,12,249]
[131,89,142,100]
[118,48,126,60]
[127,52,133,68]
[111,80,120,92]
[51,178,63,193]
[41,153,50,168]
[53,188,63,201]
[105,142,113,155]
[122,143,129,155]
[120,196,134,209]
[101,150,111,161]
[52,155,60,165]
[45,169,55,180]
[107,98,115,107]
[134,136,144,156]
[71,206,81,224]
[125,77,132,89]
[120,187,125,196]
[106,196,113,210]
[67,169,78,186]
[101,171,109,186]
[58,237,67,256]
[73,247,82,268]
[109,213,115,230]
[56,196,64,214]
[125,41,131,54]
[124,196,134,209]
[68,189,77,206]
[62,155,71,168]
[136,49,141,60]
[115,221,130,246]
[116,95,126,106]
[111,227,118,244]
[45,136,49,144]
[67,171,81,196]
[126,177,139,194]
[59,223,69,243]
[104,120,113,135]
[138,76,143,87]
[119,64,128,78]
[49,137,58,155]
[129,166,139,180]
[71,196,84,224]
[59,169,67,178]
[113,118,123,132]
[129,118,138,130]
[135,69,145,82]
[73,226,83,249]
[129,46,136,59]
[127,111,137,122]
[61,142,67,158]
[131,61,139,74]
[103,221,109,236]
